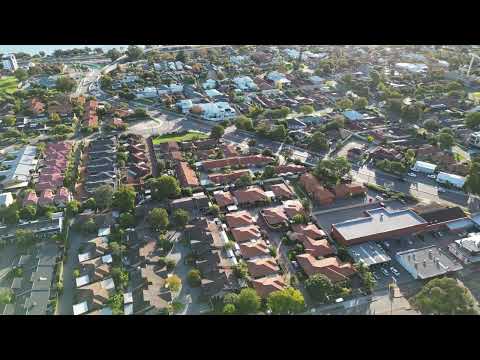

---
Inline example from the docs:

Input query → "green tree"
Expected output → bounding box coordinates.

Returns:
[112,185,136,213]
[237,288,261,314]
[0,288,14,305]
[94,184,114,210]
[126,45,143,61]
[262,165,276,179]
[106,48,121,61]
[423,118,440,131]
[3,115,16,127]
[172,208,190,229]
[111,266,129,290]
[19,205,37,221]
[235,173,253,187]
[292,213,307,224]
[1,204,19,225]
[305,273,336,303]
[147,175,181,201]
[209,204,220,216]
[50,112,61,124]
[465,112,480,130]
[299,105,314,115]
[336,97,353,110]
[437,132,454,150]
[222,303,236,314]
[354,262,376,294]
[267,287,305,314]
[314,157,352,187]
[14,69,28,82]
[166,274,182,293]
[269,124,287,141]
[119,212,135,228]
[65,200,80,218]
[235,115,254,131]
[147,208,169,231]
[108,292,124,315]
[83,197,96,211]
[369,70,381,86]
[210,124,225,139]
[309,130,329,151]
[353,97,368,110]
[466,158,480,194]
[109,241,126,258]
[56,76,76,93]
[100,75,113,90]
[412,277,477,315]
[187,269,201,287]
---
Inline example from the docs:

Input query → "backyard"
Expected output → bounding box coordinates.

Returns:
[0,76,18,100]
[152,130,209,144]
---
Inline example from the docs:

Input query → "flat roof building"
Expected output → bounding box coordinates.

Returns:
[449,233,480,264]
[412,160,437,174]
[395,246,463,280]
[331,208,428,246]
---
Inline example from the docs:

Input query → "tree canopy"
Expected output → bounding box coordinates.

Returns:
[236,288,261,314]
[412,277,477,315]
[172,208,190,229]
[314,157,352,187]
[147,208,169,231]
[210,124,225,139]
[94,184,114,210]
[56,76,76,93]
[465,112,480,130]
[267,287,305,314]
[147,175,180,201]
[112,185,136,213]
[309,130,329,152]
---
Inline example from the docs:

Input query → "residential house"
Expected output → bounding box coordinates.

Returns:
[246,257,279,278]
[275,164,306,176]
[252,275,286,298]
[214,190,236,208]
[38,189,54,207]
[333,182,366,199]
[23,191,38,207]
[296,254,356,282]
[231,225,262,243]
[208,170,251,185]
[239,240,270,260]
[270,183,294,200]
[176,161,199,188]
[233,186,268,206]
[0,192,14,207]
[299,173,335,205]
[283,199,305,219]
[25,98,45,115]
[202,155,273,171]
[226,210,255,228]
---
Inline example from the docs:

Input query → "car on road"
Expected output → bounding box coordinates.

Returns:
[379,202,385,207]
[427,174,437,179]
[372,272,380,280]
[291,261,300,271]
[437,187,446,193]
[375,195,384,201]
[407,172,417,177]
[265,239,271,246]
[390,267,400,277]
[380,267,390,277]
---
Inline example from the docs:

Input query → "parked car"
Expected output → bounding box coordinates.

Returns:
[407,172,417,177]
[379,202,385,207]
[375,195,384,201]
[291,261,300,271]
[438,187,446,193]
[390,267,400,277]
[427,174,437,179]
[380,267,390,277]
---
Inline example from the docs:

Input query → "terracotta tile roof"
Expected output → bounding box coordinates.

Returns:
[23,191,38,207]
[275,164,306,175]
[334,182,366,198]
[296,254,356,282]
[231,225,262,243]
[176,161,199,188]
[239,240,270,259]
[214,190,236,207]
[288,232,334,258]
[226,210,255,228]
[283,199,304,219]
[271,183,294,199]
[202,155,273,171]
[55,187,71,203]
[291,223,326,239]
[208,170,250,185]
[223,144,239,157]
[299,173,335,204]
[233,186,267,205]
[252,275,286,298]
[38,189,54,207]
[169,150,184,162]
[158,141,180,153]
[246,257,279,278]
[26,98,45,114]
[261,206,288,226]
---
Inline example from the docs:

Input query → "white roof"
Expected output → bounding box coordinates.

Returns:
[76,274,90,288]
[101,277,115,290]
[78,252,91,263]
[206,89,222,97]
[0,192,13,206]
[98,227,111,237]
[124,303,134,315]
[102,254,113,264]
[73,301,89,315]
[99,307,113,315]
[436,172,466,188]
[123,292,133,304]
[413,161,437,172]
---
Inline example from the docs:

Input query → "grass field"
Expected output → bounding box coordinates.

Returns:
[0,76,19,100]
[152,131,209,144]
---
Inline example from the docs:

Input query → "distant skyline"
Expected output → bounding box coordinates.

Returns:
[0,45,131,55]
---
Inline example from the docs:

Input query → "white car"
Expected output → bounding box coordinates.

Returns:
[438,187,446,193]
[427,174,437,179]
[375,195,384,201]
[407,172,417,177]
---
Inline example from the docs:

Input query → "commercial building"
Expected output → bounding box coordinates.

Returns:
[2,54,18,72]
[395,246,463,280]
[331,208,428,246]
[0,145,37,189]
[436,172,466,189]
[412,160,437,174]
[448,233,480,264]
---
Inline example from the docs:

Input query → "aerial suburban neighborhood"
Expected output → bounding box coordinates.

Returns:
[1,44,480,316]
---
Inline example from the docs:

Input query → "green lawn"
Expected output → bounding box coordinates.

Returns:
[0,76,19,100]
[152,131,209,144]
